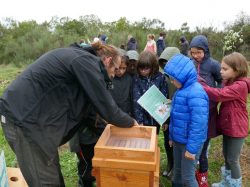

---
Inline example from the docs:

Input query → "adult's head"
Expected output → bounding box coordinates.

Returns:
[158,47,180,69]
[160,32,166,38]
[91,41,121,79]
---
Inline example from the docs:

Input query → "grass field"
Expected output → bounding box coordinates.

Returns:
[0,64,249,187]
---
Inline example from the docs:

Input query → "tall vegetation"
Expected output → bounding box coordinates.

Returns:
[0,12,250,66]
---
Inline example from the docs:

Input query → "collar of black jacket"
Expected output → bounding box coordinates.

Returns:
[70,43,113,90]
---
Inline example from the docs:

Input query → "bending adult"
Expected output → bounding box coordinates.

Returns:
[0,41,138,186]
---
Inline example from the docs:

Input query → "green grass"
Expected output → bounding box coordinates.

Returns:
[0,64,249,187]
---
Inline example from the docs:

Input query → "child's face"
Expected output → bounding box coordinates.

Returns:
[190,48,205,63]
[115,61,127,77]
[139,67,151,77]
[127,60,137,75]
[220,61,237,81]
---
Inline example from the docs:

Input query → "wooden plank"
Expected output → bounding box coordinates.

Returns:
[7,167,28,187]
[154,148,160,187]
[94,147,155,162]
[109,125,155,139]
[93,157,156,171]
[99,168,151,187]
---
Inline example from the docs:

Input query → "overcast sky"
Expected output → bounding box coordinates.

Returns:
[0,0,249,30]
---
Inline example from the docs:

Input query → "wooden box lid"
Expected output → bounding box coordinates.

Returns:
[93,124,158,171]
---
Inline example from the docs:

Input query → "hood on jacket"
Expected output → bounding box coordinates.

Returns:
[164,54,197,87]
[238,77,250,93]
[159,47,180,61]
[189,35,210,59]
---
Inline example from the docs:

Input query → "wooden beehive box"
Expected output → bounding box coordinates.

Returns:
[92,124,159,187]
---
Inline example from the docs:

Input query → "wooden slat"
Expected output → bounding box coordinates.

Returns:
[7,167,28,187]
[99,168,151,187]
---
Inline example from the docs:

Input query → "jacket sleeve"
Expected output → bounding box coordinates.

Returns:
[71,56,134,128]
[212,60,223,88]
[186,88,209,154]
[203,82,244,102]
[132,77,144,124]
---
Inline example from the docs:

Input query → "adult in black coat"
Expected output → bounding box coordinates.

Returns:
[0,41,138,187]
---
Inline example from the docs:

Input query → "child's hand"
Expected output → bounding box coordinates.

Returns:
[169,140,173,147]
[162,123,168,131]
[184,151,195,160]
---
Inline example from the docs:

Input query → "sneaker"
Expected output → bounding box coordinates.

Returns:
[162,170,168,177]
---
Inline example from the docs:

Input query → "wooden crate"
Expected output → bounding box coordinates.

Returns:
[92,124,159,187]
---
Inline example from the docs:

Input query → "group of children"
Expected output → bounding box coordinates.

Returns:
[71,34,249,187]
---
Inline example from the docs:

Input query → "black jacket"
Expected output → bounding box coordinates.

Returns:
[0,46,134,160]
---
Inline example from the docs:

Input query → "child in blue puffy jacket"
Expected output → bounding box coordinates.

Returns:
[164,54,209,187]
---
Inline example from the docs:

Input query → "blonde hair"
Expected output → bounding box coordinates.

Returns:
[91,41,120,66]
[147,34,155,40]
[222,52,249,79]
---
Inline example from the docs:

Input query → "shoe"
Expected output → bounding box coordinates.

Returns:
[212,166,231,187]
[226,175,242,187]
[196,170,209,187]
[162,167,173,180]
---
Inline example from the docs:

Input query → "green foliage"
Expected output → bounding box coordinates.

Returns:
[223,29,244,55]
[1,12,250,65]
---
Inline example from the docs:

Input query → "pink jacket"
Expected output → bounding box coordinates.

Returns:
[203,78,250,137]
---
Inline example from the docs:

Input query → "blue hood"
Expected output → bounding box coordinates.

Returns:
[189,35,210,59]
[164,54,197,88]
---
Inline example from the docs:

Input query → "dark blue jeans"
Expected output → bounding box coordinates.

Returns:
[1,117,65,187]
[172,141,203,187]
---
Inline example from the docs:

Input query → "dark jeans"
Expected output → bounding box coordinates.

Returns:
[172,142,203,187]
[77,143,96,187]
[1,118,65,187]
[198,138,210,172]
[223,135,244,179]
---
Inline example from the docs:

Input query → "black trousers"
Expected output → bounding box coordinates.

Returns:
[1,118,65,187]
[163,127,173,170]
[77,143,96,187]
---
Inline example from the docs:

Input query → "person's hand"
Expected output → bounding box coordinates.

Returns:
[169,140,173,147]
[162,123,169,131]
[198,76,207,86]
[133,120,139,126]
[184,150,195,160]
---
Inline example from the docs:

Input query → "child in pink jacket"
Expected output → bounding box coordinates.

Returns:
[201,52,250,187]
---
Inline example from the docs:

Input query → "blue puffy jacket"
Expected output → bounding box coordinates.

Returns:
[164,54,209,154]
